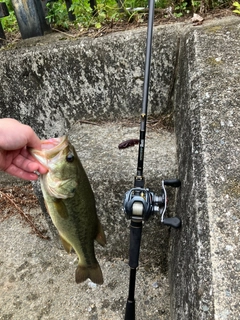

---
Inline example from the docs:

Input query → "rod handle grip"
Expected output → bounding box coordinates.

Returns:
[124,300,135,320]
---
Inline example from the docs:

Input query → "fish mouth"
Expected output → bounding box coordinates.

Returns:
[40,136,67,153]
[30,136,68,169]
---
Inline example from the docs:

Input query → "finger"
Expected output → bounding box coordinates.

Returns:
[5,164,40,181]
[37,164,48,175]
[13,153,43,173]
[21,146,37,161]
[21,148,48,174]
[23,125,42,150]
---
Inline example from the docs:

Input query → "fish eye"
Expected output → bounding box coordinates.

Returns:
[66,153,74,163]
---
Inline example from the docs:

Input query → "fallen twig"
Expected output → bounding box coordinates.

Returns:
[75,119,100,126]
[51,27,89,38]
[0,190,49,240]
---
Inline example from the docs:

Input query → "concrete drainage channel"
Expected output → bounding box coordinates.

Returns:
[0,122,177,320]
[0,15,240,320]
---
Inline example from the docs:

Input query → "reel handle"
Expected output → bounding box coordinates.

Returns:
[164,179,181,188]
[163,217,181,228]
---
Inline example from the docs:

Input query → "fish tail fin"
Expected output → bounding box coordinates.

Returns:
[89,262,104,285]
[75,265,89,284]
[75,262,103,285]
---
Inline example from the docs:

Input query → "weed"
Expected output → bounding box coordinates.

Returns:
[233,1,240,14]
[46,1,71,29]
[174,1,189,17]
[1,0,18,33]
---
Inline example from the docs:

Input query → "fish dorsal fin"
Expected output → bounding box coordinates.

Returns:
[59,234,72,253]
[95,220,106,247]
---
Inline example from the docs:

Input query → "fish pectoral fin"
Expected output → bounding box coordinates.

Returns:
[53,199,69,219]
[95,220,106,247]
[59,234,72,253]
[75,262,103,285]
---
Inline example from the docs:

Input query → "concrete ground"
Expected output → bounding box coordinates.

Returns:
[0,122,178,320]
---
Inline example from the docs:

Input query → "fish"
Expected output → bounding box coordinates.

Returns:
[30,136,106,285]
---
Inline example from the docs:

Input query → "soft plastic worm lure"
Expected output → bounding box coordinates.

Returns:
[118,139,139,149]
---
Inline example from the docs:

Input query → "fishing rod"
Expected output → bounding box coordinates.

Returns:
[123,0,181,318]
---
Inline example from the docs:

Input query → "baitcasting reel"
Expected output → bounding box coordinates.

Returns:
[123,179,181,228]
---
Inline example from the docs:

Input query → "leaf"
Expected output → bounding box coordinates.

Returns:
[233,1,240,13]
[191,13,204,25]
[95,22,102,29]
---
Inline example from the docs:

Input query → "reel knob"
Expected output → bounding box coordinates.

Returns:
[163,217,181,228]
[164,179,181,188]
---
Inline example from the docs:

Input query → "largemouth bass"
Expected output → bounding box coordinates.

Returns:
[30,136,106,284]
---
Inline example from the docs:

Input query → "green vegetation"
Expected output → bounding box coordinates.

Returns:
[233,1,240,14]
[0,0,237,33]
[46,0,123,29]
[1,1,18,33]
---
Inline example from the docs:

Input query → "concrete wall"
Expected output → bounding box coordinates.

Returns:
[0,26,180,137]
[172,18,240,319]
[0,16,239,319]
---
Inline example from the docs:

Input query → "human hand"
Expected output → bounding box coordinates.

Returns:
[0,118,48,180]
